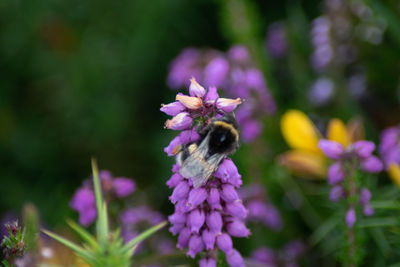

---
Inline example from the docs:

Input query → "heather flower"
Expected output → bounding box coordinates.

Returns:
[251,241,305,267]
[318,138,382,227]
[240,184,282,231]
[167,45,276,143]
[266,22,287,59]
[379,125,400,186]
[70,170,136,226]
[162,79,248,266]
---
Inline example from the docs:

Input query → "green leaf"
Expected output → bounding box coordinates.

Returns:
[369,227,391,257]
[91,158,109,250]
[91,158,103,218]
[41,229,94,260]
[66,219,100,250]
[97,202,109,250]
[122,221,167,253]
[371,201,400,210]
[310,214,341,245]
[358,217,398,228]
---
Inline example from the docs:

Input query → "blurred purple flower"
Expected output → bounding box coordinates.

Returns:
[70,170,136,226]
[318,138,381,226]
[266,22,287,59]
[308,77,334,106]
[167,45,276,143]
[379,125,400,170]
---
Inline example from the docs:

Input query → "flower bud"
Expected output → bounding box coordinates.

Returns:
[187,188,208,210]
[165,112,193,130]
[226,249,245,267]
[164,135,181,156]
[226,220,250,237]
[363,204,374,216]
[199,257,217,267]
[207,188,222,210]
[214,159,241,185]
[168,211,186,225]
[169,181,190,204]
[205,86,219,102]
[188,209,205,233]
[176,94,203,110]
[220,184,239,203]
[187,235,204,258]
[359,188,371,205]
[361,156,383,173]
[346,208,356,228]
[169,223,184,235]
[206,211,223,233]
[225,201,248,219]
[189,77,206,97]
[216,98,242,113]
[177,227,191,249]
[160,101,186,116]
[328,162,345,185]
[113,178,135,198]
[202,229,216,250]
[354,140,375,158]
[216,233,233,253]
[166,173,183,188]
[318,140,344,160]
[329,185,344,202]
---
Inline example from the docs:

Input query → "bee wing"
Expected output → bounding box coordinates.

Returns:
[179,137,225,188]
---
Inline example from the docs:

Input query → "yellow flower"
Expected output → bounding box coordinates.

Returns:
[389,163,400,187]
[279,110,363,179]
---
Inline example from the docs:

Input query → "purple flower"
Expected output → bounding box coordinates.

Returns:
[226,249,245,267]
[226,220,251,237]
[354,141,375,158]
[160,101,186,116]
[346,208,356,228]
[359,188,371,205]
[199,258,217,267]
[266,22,287,59]
[202,229,216,250]
[329,185,344,202]
[360,156,383,173]
[70,187,97,226]
[216,233,233,253]
[162,82,248,266]
[113,178,135,198]
[188,209,205,234]
[165,112,193,130]
[319,137,382,229]
[318,140,344,160]
[187,234,204,258]
[328,162,345,185]
[167,45,276,143]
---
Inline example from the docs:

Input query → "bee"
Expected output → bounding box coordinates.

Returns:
[176,113,239,188]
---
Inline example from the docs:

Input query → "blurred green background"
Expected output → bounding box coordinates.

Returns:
[1,0,399,230]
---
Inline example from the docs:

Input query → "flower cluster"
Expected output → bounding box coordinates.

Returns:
[239,184,282,231]
[1,221,26,263]
[318,139,383,227]
[70,170,136,226]
[250,241,305,267]
[379,124,400,186]
[167,45,276,143]
[162,79,249,267]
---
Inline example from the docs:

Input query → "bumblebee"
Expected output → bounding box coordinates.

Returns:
[176,113,239,188]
